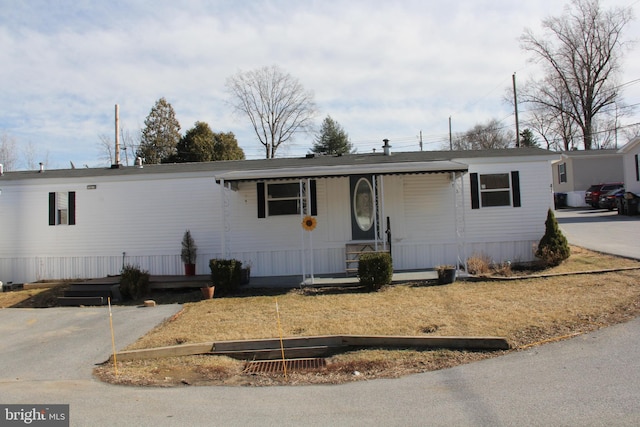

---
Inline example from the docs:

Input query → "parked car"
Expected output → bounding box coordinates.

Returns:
[598,188,625,210]
[585,183,624,208]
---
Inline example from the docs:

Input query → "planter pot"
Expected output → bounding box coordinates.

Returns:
[437,268,457,285]
[184,263,196,276]
[201,286,215,299]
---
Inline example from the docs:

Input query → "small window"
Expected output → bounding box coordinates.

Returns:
[479,173,511,207]
[49,191,76,226]
[558,163,567,183]
[267,183,301,216]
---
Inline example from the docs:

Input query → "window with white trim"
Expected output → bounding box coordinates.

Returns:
[470,172,520,209]
[267,183,301,216]
[558,163,567,183]
[256,181,317,218]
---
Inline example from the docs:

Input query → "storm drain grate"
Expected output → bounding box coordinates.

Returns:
[243,358,326,374]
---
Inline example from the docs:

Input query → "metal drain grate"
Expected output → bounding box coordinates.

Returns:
[243,358,326,374]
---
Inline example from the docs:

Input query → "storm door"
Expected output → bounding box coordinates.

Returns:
[350,175,376,240]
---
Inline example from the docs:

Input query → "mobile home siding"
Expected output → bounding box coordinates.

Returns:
[1,174,221,282]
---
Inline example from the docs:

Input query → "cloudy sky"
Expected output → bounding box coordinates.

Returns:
[1,0,639,170]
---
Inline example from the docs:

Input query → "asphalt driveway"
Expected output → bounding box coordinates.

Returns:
[555,207,640,260]
[0,305,181,381]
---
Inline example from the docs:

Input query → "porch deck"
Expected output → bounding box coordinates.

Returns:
[72,269,442,291]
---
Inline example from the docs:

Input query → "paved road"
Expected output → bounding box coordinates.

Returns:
[555,208,640,260]
[1,209,639,426]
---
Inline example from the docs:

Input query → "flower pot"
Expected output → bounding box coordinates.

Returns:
[201,286,215,299]
[184,263,196,276]
[437,268,457,285]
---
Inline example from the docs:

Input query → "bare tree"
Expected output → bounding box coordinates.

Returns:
[23,141,49,170]
[520,0,633,150]
[97,128,139,166]
[451,119,514,150]
[97,134,114,166]
[226,65,317,158]
[0,132,18,171]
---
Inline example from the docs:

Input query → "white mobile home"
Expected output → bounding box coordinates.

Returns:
[619,138,640,195]
[0,148,559,284]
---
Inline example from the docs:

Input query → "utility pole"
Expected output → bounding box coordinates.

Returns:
[419,130,423,151]
[449,116,453,150]
[512,73,520,148]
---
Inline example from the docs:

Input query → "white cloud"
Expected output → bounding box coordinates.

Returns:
[0,0,638,169]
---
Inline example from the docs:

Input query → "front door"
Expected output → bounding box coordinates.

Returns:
[350,175,375,240]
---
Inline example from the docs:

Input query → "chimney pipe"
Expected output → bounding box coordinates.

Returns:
[382,139,391,156]
[114,104,121,167]
[0,164,3,176]
[39,162,44,173]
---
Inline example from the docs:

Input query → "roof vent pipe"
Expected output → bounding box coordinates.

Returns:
[135,157,143,168]
[382,139,391,156]
[0,164,3,176]
[39,162,44,173]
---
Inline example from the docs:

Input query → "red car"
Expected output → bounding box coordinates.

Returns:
[585,183,624,208]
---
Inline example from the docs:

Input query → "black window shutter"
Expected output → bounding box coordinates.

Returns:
[511,171,521,208]
[635,154,639,181]
[310,180,317,216]
[470,173,480,209]
[68,191,76,225]
[257,182,266,218]
[48,192,56,225]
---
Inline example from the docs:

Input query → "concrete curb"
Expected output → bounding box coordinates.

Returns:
[110,334,510,362]
[466,266,640,282]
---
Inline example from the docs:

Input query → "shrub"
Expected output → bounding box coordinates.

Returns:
[536,208,570,267]
[466,253,491,275]
[119,264,150,300]
[358,252,393,291]
[180,230,197,264]
[210,258,243,295]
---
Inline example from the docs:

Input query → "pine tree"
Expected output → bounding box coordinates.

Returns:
[311,115,353,155]
[536,208,570,266]
[137,97,181,164]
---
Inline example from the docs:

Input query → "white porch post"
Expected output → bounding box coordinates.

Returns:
[299,179,314,285]
[219,178,226,259]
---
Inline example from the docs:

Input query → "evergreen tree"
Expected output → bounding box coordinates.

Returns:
[137,97,181,164]
[520,128,540,147]
[536,208,570,266]
[169,122,245,163]
[311,115,353,155]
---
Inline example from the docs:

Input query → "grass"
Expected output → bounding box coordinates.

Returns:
[3,247,640,387]
[97,246,640,386]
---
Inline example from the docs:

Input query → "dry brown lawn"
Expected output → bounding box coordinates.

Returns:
[91,246,640,387]
[2,247,639,387]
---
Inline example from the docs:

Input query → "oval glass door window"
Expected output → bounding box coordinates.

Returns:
[353,178,374,231]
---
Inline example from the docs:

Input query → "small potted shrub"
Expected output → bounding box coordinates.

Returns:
[181,230,197,276]
[436,265,456,285]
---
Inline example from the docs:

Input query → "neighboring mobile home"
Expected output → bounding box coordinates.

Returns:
[0,148,559,285]
[551,149,623,207]
[618,137,640,195]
